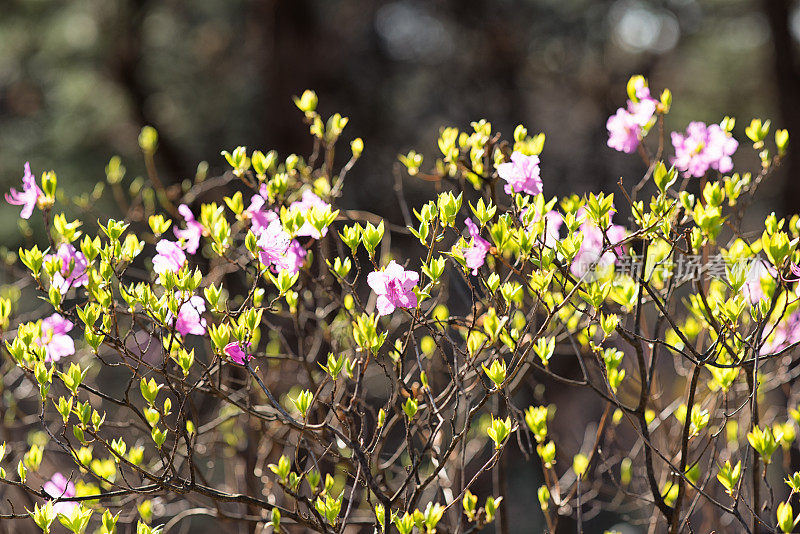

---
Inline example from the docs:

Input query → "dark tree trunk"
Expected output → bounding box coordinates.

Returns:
[109,0,193,186]
[763,0,800,215]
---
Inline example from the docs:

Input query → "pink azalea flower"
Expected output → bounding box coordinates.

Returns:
[497,152,543,196]
[522,209,563,248]
[46,243,89,294]
[174,295,207,337]
[463,218,491,275]
[257,220,291,270]
[5,162,42,219]
[607,81,657,154]
[606,108,642,154]
[571,209,627,278]
[37,313,75,363]
[761,309,800,355]
[152,240,186,278]
[744,259,774,305]
[627,79,658,125]
[671,121,738,178]
[43,472,78,515]
[173,204,204,254]
[291,190,331,239]
[283,240,308,275]
[224,341,253,365]
[367,260,419,316]
[541,210,564,248]
[246,194,278,234]
[606,224,628,255]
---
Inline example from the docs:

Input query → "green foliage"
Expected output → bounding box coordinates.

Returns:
[0,79,797,533]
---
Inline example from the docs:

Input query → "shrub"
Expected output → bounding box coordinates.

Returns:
[0,79,797,533]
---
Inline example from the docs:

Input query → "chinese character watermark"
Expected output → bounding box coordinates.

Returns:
[613,253,760,282]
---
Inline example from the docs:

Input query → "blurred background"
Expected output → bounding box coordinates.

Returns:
[1,0,799,531]
[2,0,799,245]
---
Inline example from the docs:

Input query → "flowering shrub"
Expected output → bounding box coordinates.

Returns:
[0,78,797,533]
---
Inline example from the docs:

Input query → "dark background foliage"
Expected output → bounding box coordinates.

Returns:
[2,0,799,244]
[1,1,799,532]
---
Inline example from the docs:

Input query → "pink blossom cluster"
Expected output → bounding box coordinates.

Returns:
[367,261,419,316]
[671,121,738,178]
[743,259,775,305]
[43,472,77,515]
[174,294,207,337]
[224,341,253,365]
[571,209,627,278]
[541,211,564,249]
[283,241,308,274]
[155,189,316,293]
[153,205,198,281]
[246,187,279,234]
[174,204,204,254]
[292,190,331,239]
[463,218,492,274]
[761,310,800,355]
[757,264,800,354]
[606,79,657,154]
[256,219,290,267]
[250,189,327,275]
[521,209,563,249]
[152,239,187,279]
[37,313,75,363]
[46,243,89,294]
[5,162,42,219]
[497,152,542,197]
